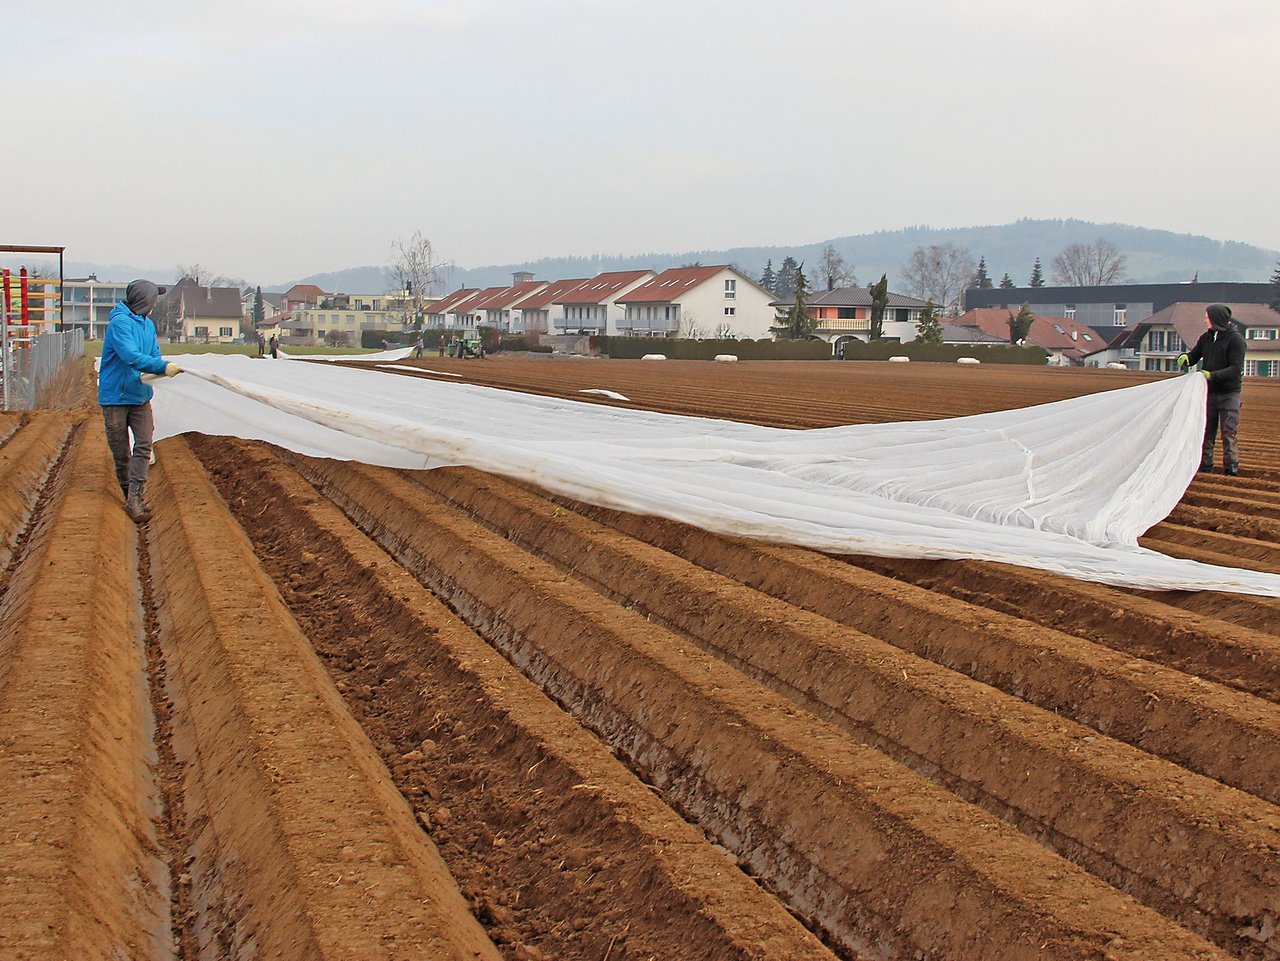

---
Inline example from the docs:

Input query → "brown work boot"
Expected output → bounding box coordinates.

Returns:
[124,483,152,524]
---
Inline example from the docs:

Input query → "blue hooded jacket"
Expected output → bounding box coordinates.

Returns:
[97,301,169,405]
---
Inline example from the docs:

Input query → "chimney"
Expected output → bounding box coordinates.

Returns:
[206,286,212,301]
[513,271,534,285]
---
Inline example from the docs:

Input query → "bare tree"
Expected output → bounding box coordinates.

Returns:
[899,243,975,316]
[175,263,246,289]
[712,320,737,339]
[389,231,446,331]
[679,312,706,339]
[1049,239,1128,286]
[816,245,856,291]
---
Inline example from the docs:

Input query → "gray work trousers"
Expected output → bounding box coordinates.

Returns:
[102,403,155,495]
[1201,391,1241,472]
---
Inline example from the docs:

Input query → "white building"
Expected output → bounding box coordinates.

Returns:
[554,270,655,335]
[616,266,775,339]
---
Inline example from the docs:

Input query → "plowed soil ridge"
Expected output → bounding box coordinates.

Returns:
[146,440,501,961]
[293,453,1230,961]
[401,465,1280,957]
[0,420,171,961]
[190,434,840,961]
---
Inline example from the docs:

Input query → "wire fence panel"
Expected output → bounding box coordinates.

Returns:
[1,329,85,410]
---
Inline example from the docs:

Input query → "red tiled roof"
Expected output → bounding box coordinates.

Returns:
[515,278,590,310]
[478,280,548,310]
[556,270,654,305]
[953,308,1106,358]
[457,287,511,313]
[283,283,327,303]
[427,288,480,315]
[616,266,729,304]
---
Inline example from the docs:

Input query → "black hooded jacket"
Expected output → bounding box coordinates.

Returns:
[1186,304,1245,394]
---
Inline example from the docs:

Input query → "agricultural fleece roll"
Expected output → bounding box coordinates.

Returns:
[148,355,1280,597]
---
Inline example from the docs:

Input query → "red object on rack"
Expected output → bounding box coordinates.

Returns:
[19,266,28,325]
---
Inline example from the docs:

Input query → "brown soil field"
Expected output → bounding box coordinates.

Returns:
[2,358,1278,961]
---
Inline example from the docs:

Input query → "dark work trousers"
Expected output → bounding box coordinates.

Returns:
[1202,391,1242,472]
[102,403,155,496]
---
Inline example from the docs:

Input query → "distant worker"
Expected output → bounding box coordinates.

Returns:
[256,332,266,357]
[269,334,279,359]
[97,280,182,523]
[414,333,425,359]
[1179,303,1246,475]
[438,334,446,357]
[381,338,390,351]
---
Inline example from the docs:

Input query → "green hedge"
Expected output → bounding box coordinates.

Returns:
[594,336,831,360]
[841,340,1049,365]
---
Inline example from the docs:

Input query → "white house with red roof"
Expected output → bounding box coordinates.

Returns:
[477,279,550,332]
[553,270,655,336]
[425,288,481,328]
[509,278,589,334]
[616,266,775,339]
[1100,302,1280,375]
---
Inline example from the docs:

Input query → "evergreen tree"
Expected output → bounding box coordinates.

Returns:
[774,264,814,339]
[868,274,890,340]
[760,258,777,294]
[252,286,265,327]
[776,256,800,299]
[1029,258,1045,288]
[1271,262,1280,312]
[915,298,943,345]
[999,273,1015,289]
[1008,303,1035,344]
[973,256,993,289]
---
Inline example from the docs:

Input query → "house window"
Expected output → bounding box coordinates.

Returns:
[724,279,736,299]
[1064,305,1076,320]
[317,330,326,338]
[1144,358,1160,371]
[1114,304,1127,324]
[724,307,736,316]
[1147,330,1165,352]
[194,326,209,337]
[219,327,233,337]
[1247,327,1278,340]
[346,314,355,325]
[837,307,856,319]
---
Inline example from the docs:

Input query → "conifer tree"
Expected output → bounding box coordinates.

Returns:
[1008,303,1035,344]
[1030,258,1045,288]
[252,286,265,327]
[973,256,993,289]
[760,259,777,294]
[999,273,1015,289]
[774,264,815,339]
[776,256,800,299]
[1271,262,1280,312]
[915,298,943,345]
[868,274,890,340]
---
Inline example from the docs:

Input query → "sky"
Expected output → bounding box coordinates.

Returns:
[5,0,1277,285]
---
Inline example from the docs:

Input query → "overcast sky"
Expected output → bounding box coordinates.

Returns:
[6,0,1276,283]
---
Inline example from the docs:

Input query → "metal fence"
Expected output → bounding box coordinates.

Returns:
[1,328,85,411]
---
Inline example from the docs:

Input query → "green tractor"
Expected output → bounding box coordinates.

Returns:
[451,328,485,359]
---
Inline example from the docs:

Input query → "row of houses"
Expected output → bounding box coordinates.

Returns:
[42,271,1280,377]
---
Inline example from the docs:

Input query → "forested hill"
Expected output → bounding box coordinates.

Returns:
[281,219,1279,294]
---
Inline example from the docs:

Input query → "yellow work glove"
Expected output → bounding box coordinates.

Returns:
[1177,353,1189,370]
[164,362,183,377]
[1202,370,1211,382]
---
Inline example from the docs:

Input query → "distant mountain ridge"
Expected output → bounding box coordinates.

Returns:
[56,220,1280,295]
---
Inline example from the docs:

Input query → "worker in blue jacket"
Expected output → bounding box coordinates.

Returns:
[97,280,182,522]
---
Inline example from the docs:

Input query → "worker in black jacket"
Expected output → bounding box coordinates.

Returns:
[1179,303,1246,475]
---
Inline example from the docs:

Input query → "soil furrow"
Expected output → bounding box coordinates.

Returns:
[510,485,1280,805]
[400,464,1280,957]
[841,554,1280,702]
[0,420,172,961]
[190,434,841,961]
[294,453,1230,961]
[1144,524,1280,572]
[0,413,75,580]
[146,439,501,961]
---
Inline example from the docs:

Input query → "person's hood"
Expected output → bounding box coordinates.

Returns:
[1206,303,1234,331]
[125,279,161,317]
